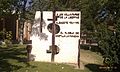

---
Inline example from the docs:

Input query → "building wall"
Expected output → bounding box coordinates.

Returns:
[0,15,32,42]
[23,21,32,41]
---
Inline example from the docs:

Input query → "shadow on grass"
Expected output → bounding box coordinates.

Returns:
[0,45,36,72]
[85,64,103,72]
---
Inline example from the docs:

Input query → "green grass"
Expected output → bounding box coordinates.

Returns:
[0,44,103,72]
[16,62,82,72]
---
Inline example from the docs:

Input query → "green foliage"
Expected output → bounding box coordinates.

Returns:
[4,31,13,47]
[32,0,81,11]
[4,39,12,47]
[0,30,3,36]
[6,31,12,40]
[0,0,15,16]
[80,0,120,71]
[93,0,120,71]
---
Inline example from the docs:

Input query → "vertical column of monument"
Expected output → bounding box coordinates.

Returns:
[78,39,80,68]
[78,12,81,68]
[51,10,56,62]
[40,11,43,33]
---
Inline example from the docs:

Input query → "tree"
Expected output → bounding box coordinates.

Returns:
[0,0,33,44]
[80,0,120,71]
[94,0,120,71]
[0,0,16,41]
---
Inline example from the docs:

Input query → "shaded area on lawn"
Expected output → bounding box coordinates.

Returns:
[0,45,105,72]
[85,64,102,72]
[0,45,36,72]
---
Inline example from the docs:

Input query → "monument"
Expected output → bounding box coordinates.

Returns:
[30,11,81,64]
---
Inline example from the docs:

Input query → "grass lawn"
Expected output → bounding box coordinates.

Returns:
[0,44,103,72]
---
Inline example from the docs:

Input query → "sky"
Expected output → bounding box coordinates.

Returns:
[25,0,32,9]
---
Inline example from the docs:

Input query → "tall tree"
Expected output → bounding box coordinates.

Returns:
[94,0,120,71]
[80,0,120,71]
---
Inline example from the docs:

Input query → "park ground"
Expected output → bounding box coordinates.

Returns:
[0,44,103,72]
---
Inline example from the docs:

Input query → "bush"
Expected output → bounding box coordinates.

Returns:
[4,31,13,47]
[4,39,12,47]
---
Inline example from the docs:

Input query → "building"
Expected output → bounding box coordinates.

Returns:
[0,15,32,42]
